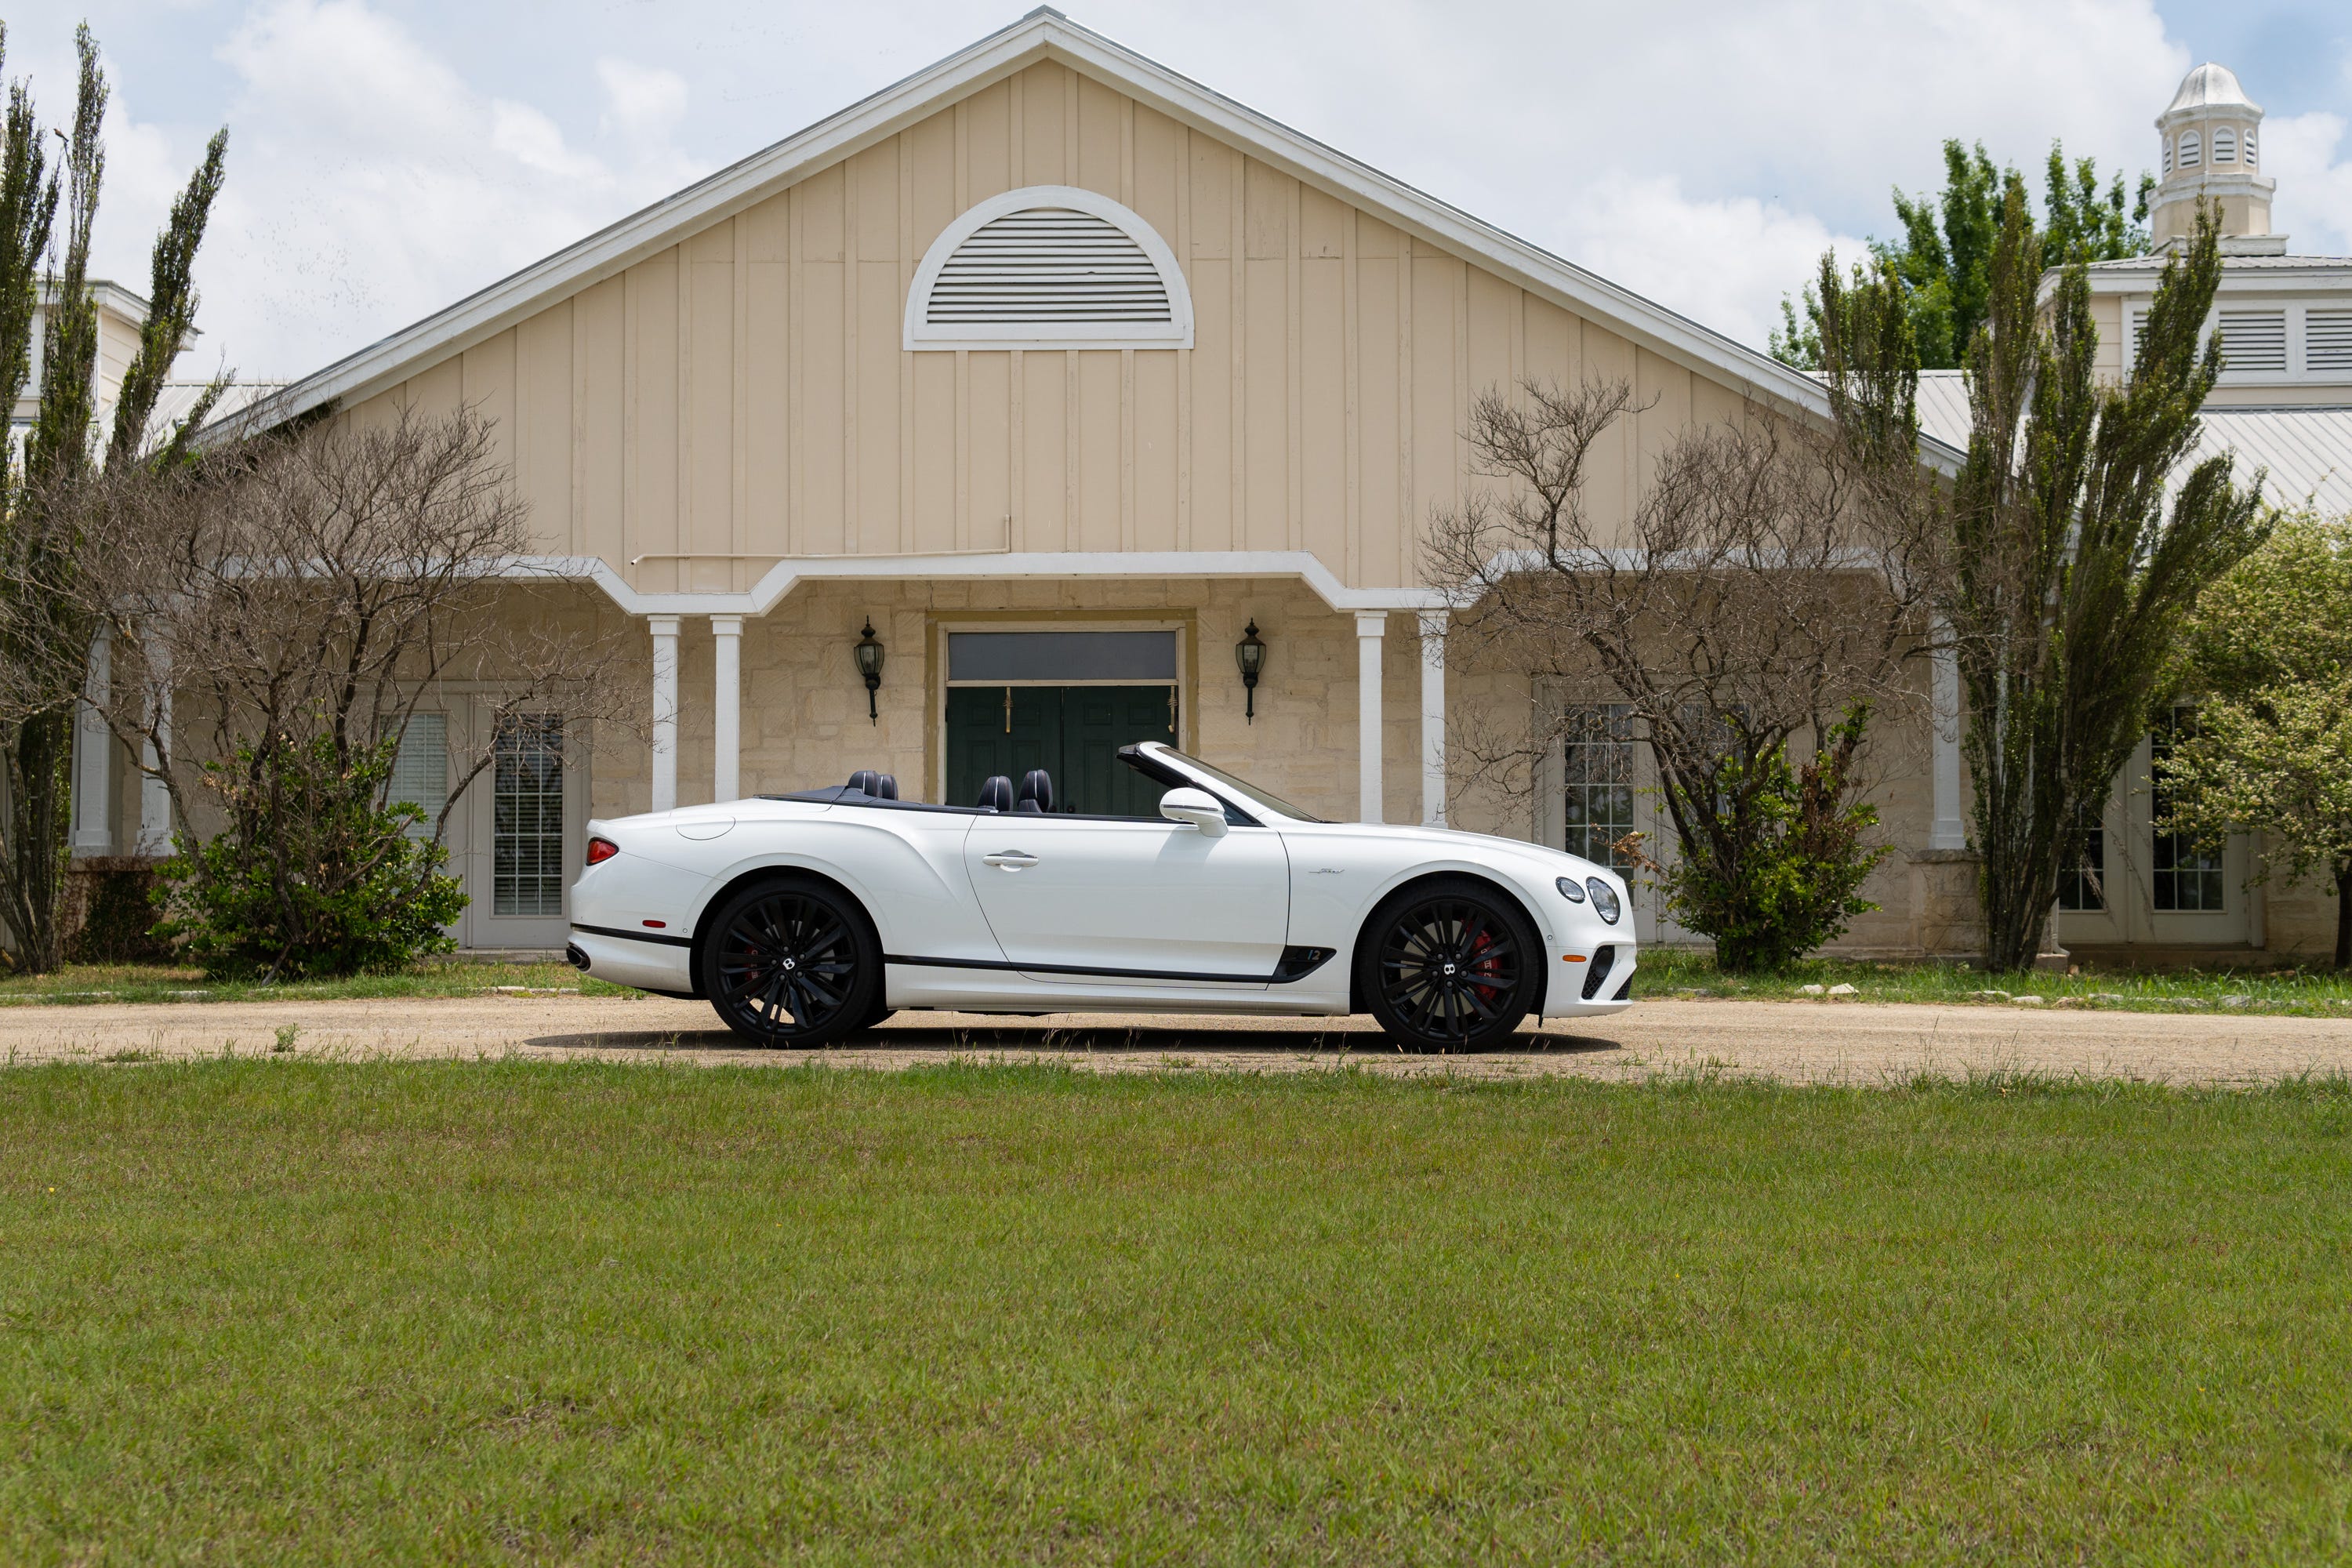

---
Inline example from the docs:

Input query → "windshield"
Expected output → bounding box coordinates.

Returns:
[1156,746,1327,822]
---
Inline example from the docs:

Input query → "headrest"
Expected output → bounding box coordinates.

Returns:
[874,773,898,800]
[1017,769,1054,814]
[977,775,1014,812]
[847,769,883,796]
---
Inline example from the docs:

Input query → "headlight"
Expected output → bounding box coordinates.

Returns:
[1586,877,1621,924]
[1555,876,1586,903]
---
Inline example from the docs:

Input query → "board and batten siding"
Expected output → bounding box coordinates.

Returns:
[351,61,1740,597]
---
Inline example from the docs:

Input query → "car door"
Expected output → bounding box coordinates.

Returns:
[960,815,1290,985]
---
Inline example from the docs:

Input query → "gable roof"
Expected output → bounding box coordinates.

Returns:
[223,7,1912,456]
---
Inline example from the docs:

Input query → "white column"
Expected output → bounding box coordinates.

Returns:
[649,615,681,814]
[1930,619,1965,850]
[72,626,114,855]
[710,614,742,804]
[1356,611,1387,823]
[136,630,172,857]
[1417,609,1447,826]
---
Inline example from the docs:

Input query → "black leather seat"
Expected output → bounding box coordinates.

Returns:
[874,773,898,800]
[1014,769,1054,814]
[977,775,1014,812]
[847,770,902,800]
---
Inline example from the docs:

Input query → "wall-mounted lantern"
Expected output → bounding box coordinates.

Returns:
[1234,619,1267,723]
[853,620,885,724]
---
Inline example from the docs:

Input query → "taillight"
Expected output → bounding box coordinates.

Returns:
[584,837,620,866]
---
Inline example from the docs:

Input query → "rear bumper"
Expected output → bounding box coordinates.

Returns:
[568,924,695,995]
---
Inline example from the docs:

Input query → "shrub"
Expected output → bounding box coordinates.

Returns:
[161,734,465,979]
[1648,705,1889,972]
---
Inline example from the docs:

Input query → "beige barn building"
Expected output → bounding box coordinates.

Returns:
[49,17,2352,961]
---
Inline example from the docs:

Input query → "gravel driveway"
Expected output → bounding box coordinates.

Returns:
[9,993,2352,1085]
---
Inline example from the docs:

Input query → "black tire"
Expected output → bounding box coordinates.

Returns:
[699,877,881,1047]
[1357,877,1538,1052]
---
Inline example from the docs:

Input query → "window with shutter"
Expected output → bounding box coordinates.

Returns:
[905,186,1193,351]
[2244,129,2257,169]
[2180,131,2201,169]
[2213,126,2237,163]
[2216,309,2287,373]
[2309,310,2352,374]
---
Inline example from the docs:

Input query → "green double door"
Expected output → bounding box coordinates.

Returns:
[944,684,1177,816]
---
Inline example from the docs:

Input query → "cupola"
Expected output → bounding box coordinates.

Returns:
[2150,63,2281,252]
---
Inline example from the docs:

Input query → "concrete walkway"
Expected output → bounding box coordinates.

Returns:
[8,993,2352,1085]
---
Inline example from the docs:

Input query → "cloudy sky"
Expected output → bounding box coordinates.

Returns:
[10,0,2350,380]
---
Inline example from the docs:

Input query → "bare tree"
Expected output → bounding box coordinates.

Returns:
[44,404,635,975]
[1425,380,1941,969]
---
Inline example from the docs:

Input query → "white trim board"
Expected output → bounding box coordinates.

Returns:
[212,8,1959,474]
[511,548,1445,617]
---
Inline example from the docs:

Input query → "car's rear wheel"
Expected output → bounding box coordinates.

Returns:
[1359,878,1538,1051]
[699,877,880,1047]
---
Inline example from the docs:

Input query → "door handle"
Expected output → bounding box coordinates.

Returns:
[982,851,1039,869]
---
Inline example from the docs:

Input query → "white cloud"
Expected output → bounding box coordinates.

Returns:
[1548,175,1871,350]
[596,58,690,140]
[2262,111,2352,256]
[104,0,708,376]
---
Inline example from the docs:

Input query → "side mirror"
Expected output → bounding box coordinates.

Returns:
[1159,786,1229,838]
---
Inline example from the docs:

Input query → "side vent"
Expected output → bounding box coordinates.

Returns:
[2307,310,2352,374]
[2217,309,2287,374]
[1581,944,1617,1001]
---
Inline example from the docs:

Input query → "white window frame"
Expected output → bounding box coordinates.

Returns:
[902,185,1195,353]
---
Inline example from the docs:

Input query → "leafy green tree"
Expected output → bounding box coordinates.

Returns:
[0,23,226,973]
[1774,142,2152,369]
[1817,198,2265,972]
[2158,512,2352,968]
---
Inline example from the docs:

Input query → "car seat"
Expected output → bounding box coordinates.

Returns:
[977,775,1014,812]
[1014,770,1054,814]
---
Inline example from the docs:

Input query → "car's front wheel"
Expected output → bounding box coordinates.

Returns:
[699,877,881,1047]
[1358,878,1538,1051]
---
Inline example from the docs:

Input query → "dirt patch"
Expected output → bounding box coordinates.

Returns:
[6,993,2352,1085]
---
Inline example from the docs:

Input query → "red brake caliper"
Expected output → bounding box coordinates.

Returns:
[1465,928,1504,1005]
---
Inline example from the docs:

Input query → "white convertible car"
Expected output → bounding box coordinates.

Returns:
[566,742,1635,1051]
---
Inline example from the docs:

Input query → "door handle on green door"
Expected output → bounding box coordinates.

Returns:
[982,851,1039,869]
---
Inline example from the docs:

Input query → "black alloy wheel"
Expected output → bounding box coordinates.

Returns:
[1359,879,1537,1051]
[699,878,880,1047]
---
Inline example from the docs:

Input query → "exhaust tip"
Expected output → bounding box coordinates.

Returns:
[565,943,590,972]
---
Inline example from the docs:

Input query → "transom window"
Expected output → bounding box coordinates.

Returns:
[905,186,1193,352]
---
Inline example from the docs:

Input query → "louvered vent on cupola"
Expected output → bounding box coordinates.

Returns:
[906,186,1193,351]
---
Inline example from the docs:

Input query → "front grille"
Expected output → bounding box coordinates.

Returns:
[1610,969,1632,1001]
[1581,944,1616,1000]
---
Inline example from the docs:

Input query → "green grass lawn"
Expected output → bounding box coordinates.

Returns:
[1640,948,2352,1016]
[5,1062,2350,1563]
[0,960,640,1007]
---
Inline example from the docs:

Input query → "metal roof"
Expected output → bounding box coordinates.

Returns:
[1911,369,2352,514]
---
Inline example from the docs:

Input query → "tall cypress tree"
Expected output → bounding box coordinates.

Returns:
[1819,194,2267,972]
[0,23,227,973]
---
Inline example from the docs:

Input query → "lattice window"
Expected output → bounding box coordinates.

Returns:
[1563,704,1638,870]
[905,186,1192,351]
[2151,710,2223,913]
[493,714,565,918]
[2056,804,2106,912]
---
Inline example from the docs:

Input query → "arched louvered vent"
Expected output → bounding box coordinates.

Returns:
[906,186,1192,351]
[928,209,1169,325]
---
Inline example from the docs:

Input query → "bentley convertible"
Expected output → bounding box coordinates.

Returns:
[566,741,1635,1051]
